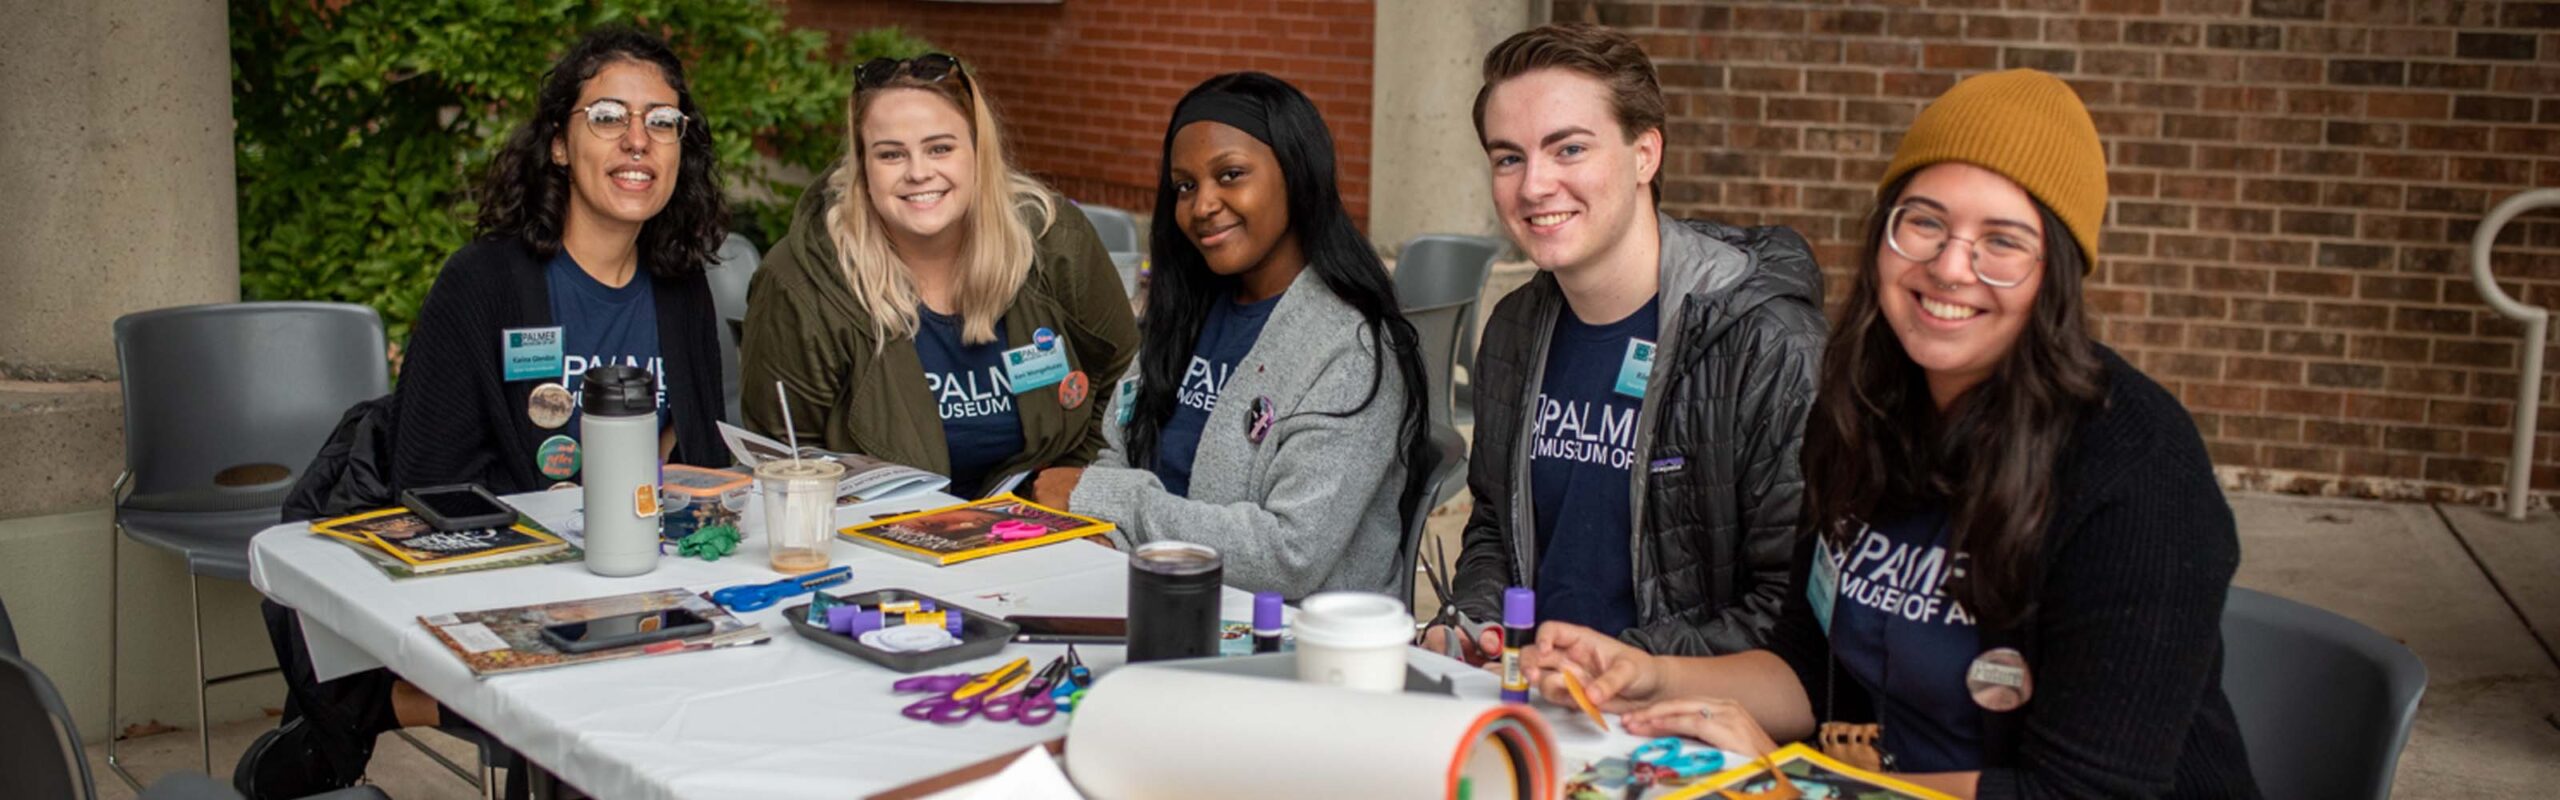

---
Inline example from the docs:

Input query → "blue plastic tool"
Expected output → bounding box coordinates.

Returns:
[711,566,853,612]
[1629,737,1723,778]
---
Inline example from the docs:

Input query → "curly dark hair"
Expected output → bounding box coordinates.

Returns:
[474,26,726,276]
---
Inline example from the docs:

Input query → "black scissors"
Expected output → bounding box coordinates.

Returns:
[1419,534,1482,662]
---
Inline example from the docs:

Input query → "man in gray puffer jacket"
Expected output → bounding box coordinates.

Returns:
[1436,24,1825,658]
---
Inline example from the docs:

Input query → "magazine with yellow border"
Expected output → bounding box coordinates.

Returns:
[310,507,567,573]
[1653,742,1955,800]
[838,495,1113,566]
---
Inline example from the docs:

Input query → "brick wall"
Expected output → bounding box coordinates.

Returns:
[1575,0,2560,506]
[784,0,1375,224]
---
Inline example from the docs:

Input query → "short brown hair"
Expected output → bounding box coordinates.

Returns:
[1473,23,1668,204]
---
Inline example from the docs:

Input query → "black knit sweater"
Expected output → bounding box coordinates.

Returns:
[391,237,728,495]
[1759,346,2259,798]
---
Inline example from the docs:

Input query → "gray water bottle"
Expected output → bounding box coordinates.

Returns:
[580,366,661,577]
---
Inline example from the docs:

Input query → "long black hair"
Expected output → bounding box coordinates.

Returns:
[475,26,726,276]
[1124,72,1432,523]
[1798,172,2107,630]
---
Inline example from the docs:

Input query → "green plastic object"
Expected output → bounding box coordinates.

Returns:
[678,524,740,561]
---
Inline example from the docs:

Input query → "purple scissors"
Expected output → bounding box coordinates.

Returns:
[979,659,1065,725]
[895,673,983,724]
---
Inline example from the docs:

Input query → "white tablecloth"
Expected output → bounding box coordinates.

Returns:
[249,489,1656,798]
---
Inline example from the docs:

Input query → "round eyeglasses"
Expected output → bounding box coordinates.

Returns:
[1884,204,2043,288]
[573,100,687,145]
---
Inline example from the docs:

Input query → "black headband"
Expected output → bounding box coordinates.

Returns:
[1168,91,1272,148]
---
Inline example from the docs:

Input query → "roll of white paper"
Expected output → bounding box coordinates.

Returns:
[1065,665,1556,800]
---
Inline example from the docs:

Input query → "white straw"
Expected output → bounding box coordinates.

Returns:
[775,380,804,469]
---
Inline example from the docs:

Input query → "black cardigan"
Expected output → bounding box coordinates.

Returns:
[1759,346,2259,798]
[391,237,728,495]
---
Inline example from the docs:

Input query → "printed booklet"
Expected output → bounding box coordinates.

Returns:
[309,507,571,576]
[716,421,950,503]
[419,588,768,678]
[838,496,1114,566]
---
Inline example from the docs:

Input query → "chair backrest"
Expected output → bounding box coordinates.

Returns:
[1393,235,1502,309]
[0,652,93,800]
[0,593,16,657]
[1403,300,1470,428]
[113,302,389,510]
[2220,587,2427,800]
[707,233,760,424]
[1396,423,1470,610]
[1081,204,1143,256]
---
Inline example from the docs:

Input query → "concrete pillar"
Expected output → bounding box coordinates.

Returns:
[0,0,272,750]
[1367,0,1536,254]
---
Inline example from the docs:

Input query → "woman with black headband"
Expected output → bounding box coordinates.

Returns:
[743,53,1137,498]
[1029,72,1430,600]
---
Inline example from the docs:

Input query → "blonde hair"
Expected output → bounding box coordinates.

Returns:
[827,68,1056,346]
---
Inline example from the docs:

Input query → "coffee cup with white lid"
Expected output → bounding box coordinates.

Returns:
[1290,591,1413,693]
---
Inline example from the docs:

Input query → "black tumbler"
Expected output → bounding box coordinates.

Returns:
[1126,541,1222,663]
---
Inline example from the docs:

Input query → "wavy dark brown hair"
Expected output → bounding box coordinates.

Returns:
[474,26,726,276]
[1800,172,2107,629]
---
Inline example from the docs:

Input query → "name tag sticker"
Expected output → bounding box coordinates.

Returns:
[1003,338,1072,392]
[1114,375,1140,425]
[503,327,564,382]
[1614,338,1656,399]
[1808,537,1841,635]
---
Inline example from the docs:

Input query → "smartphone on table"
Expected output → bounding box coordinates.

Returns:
[400,484,520,532]
[1005,615,1128,644]
[540,608,714,654]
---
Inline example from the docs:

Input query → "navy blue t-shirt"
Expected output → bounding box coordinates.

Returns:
[545,252,663,440]
[1154,292,1282,497]
[914,308,1025,497]
[1827,510,1984,773]
[1530,296,1657,636]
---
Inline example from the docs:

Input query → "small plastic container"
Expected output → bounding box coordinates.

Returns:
[780,588,1017,673]
[660,464,751,541]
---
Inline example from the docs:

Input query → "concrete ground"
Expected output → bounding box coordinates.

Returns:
[87,491,2560,798]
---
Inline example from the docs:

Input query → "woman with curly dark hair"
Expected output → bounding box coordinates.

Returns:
[238,27,728,797]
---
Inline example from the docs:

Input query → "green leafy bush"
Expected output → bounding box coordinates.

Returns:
[231,0,926,341]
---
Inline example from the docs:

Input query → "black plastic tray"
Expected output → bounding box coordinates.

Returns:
[780,588,1018,673]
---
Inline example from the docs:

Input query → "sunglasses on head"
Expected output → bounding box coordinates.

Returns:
[857,53,968,91]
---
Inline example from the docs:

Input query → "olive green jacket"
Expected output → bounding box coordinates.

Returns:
[738,173,1139,486]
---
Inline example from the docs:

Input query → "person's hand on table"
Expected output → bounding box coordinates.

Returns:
[1419,624,1504,667]
[1524,621,1662,712]
[1619,698,1781,759]
[1031,467,1085,509]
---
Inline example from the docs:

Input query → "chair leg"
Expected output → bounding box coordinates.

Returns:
[393,728,484,790]
[191,573,211,772]
[105,505,144,792]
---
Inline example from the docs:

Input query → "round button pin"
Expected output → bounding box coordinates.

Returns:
[538,435,581,481]
[1058,370,1090,410]
[528,383,574,429]
[1033,326,1057,351]
[1966,647,2033,712]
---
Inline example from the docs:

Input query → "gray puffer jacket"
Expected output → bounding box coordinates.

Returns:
[1453,213,1825,655]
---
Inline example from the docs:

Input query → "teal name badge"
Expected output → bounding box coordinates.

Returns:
[502,327,564,382]
[1003,339,1070,392]
[1114,375,1139,425]
[1614,338,1657,398]
[1808,537,1841,634]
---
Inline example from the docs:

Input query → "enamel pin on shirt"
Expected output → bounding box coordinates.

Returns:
[538,435,580,480]
[1058,370,1090,410]
[1245,396,1277,444]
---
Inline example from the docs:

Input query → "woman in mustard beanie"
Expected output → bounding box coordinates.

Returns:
[1524,70,2259,797]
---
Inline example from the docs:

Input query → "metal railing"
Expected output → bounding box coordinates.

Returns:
[2467,189,2560,520]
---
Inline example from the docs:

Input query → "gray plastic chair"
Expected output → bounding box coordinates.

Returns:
[110,302,389,782]
[2220,587,2428,800]
[1393,235,1501,361]
[1395,423,1470,611]
[1079,204,1144,298]
[706,233,760,423]
[1403,299,1471,434]
[0,651,388,800]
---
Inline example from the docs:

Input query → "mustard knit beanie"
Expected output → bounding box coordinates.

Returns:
[1879,69,2107,273]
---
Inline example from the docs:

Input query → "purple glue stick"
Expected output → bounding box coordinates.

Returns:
[1501,587,1534,703]
[1252,592,1284,654]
